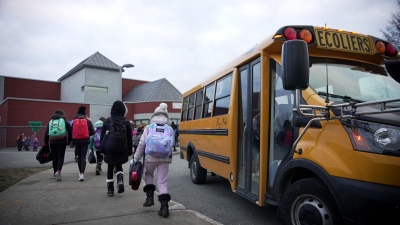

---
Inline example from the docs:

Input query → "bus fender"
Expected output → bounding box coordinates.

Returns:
[186,142,203,168]
[274,158,346,217]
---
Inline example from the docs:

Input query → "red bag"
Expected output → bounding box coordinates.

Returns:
[72,118,89,139]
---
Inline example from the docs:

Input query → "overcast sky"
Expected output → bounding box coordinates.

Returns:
[0,0,397,94]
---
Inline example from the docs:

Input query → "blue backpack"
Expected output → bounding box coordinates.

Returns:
[145,123,173,158]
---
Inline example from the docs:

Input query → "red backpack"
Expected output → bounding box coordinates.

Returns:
[72,118,89,139]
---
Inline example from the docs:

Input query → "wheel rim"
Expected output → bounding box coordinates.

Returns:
[191,160,197,180]
[291,194,332,225]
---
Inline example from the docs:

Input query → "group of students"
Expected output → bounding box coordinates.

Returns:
[44,101,175,218]
[16,133,40,151]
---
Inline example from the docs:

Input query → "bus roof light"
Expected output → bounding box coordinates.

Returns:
[283,27,297,40]
[375,41,385,54]
[385,43,397,57]
[298,29,313,43]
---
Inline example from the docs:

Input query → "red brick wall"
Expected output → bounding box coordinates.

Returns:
[122,78,148,98]
[4,77,60,100]
[0,101,9,126]
[6,99,90,126]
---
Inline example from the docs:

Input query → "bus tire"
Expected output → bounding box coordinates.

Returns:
[190,154,207,184]
[279,178,343,225]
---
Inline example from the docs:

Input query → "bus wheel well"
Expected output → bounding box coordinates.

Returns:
[282,167,319,195]
[187,146,194,168]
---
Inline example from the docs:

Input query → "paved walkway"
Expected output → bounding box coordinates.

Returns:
[0,151,222,225]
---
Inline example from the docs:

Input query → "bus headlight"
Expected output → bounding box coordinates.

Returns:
[374,127,400,151]
[341,119,400,154]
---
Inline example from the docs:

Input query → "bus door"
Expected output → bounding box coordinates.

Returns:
[268,59,294,191]
[237,57,261,201]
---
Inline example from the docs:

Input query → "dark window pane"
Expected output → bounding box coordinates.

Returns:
[195,90,203,106]
[189,94,195,109]
[182,97,188,111]
[194,106,202,119]
[214,96,230,116]
[188,108,194,120]
[181,110,187,121]
[204,84,215,103]
[203,102,212,118]
[215,75,232,99]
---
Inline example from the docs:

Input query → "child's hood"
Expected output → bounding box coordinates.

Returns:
[94,120,103,128]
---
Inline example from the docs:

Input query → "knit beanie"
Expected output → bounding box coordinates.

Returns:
[77,106,86,115]
[151,103,169,118]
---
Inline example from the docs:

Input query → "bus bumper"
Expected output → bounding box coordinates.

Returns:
[333,176,400,225]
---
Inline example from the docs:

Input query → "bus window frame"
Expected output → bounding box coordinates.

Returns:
[213,73,233,116]
[187,93,195,121]
[181,96,189,121]
[194,88,204,120]
[203,83,216,118]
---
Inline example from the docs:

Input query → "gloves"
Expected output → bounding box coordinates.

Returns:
[133,158,138,164]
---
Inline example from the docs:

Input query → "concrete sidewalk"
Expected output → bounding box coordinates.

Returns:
[0,157,222,225]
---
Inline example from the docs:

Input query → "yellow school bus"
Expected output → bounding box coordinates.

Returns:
[179,25,400,225]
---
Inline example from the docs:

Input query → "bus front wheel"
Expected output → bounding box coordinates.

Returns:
[279,178,343,225]
[190,154,207,184]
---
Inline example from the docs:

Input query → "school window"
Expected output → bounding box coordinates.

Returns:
[214,74,232,116]
[187,93,195,120]
[170,119,180,125]
[203,83,215,118]
[134,119,149,127]
[81,85,108,93]
[194,89,204,120]
[181,97,189,121]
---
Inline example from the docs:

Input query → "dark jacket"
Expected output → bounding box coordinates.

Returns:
[71,114,95,144]
[44,114,72,145]
[100,101,132,165]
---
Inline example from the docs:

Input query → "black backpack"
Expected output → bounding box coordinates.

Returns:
[101,117,127,152]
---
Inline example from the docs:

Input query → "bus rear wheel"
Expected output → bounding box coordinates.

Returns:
[279,178,343,225]
[190,154,207,184]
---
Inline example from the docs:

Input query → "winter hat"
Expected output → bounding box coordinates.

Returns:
[77,106,86,115]
[152,103,169,118]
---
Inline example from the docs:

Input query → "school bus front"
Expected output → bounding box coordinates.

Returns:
[179,25,400,225]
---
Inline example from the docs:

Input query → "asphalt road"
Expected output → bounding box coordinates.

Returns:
[168,154,282,225]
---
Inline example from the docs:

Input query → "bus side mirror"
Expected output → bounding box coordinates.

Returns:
[384,59,400,84]
[282,40,310,90]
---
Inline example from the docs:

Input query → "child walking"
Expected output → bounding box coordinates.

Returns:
[100,100,132,196]
[32,138,40,152]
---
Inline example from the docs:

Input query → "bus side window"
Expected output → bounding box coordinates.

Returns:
[188,94,195,120]
[181,96,189,121]
[203,84,215,118]
[194,89,204,120]
[214,74,232,116]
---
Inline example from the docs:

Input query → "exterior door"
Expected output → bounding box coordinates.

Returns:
[236,57,261,201]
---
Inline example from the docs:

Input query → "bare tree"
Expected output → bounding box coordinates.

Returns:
[381,0,400,48]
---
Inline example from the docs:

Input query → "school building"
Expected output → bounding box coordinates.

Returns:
[0,52,182,146]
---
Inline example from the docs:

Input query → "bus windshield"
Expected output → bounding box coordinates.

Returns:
[309,58,400,103]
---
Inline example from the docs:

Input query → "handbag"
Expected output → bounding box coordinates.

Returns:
[129,159,143,190]
[36,145,53,164]
[88,149,96,164]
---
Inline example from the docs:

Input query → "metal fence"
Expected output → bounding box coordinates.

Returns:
[0,126,75,169]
